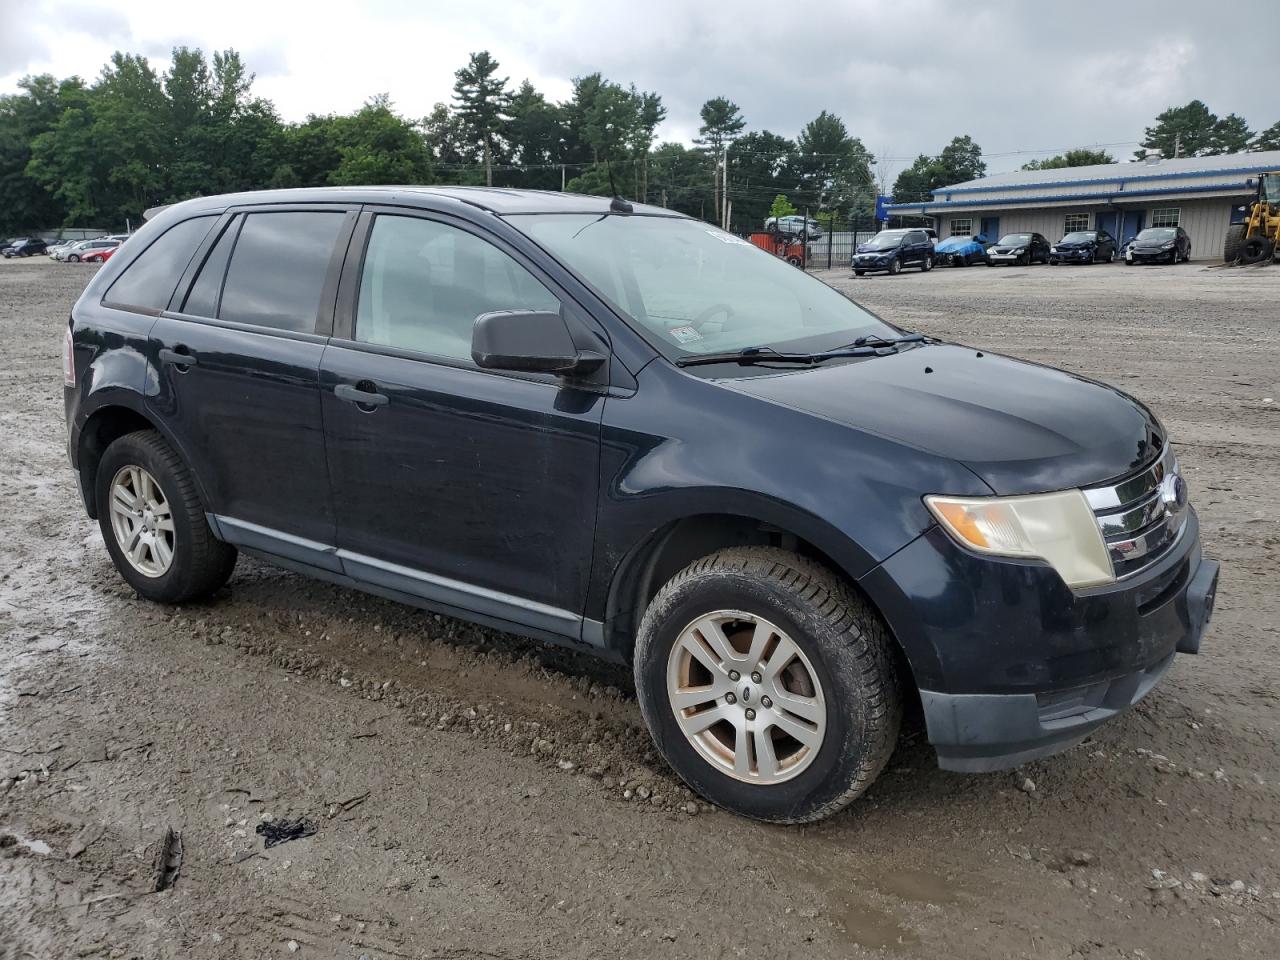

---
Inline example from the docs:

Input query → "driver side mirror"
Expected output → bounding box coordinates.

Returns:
[472,309,606,376]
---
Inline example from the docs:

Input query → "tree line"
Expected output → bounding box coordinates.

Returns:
[0,47,881,235]
[1,45,1277,236]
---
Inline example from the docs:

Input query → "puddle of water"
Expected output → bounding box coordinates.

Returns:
[830,895,919,952]
[873,867,961,905]
[7,835,53,855]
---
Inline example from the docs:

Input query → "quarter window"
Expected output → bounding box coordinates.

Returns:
[103,216,215,313]
[1064,213,1090,232]
[219,211,346,332]
[1150,207,1180,228]
[355,215,559,362]
[181,217,240,318]
[949,219,972,236]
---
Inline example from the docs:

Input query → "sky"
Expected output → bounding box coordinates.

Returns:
[3,0,1278,182]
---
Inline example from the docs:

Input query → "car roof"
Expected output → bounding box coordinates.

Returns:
[155,186,685,219]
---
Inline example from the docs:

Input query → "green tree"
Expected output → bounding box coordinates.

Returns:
[326,95,433,185]
[793,110,874,219]
[768,194,796,219]
[891,154,939,204]
[1137,100,1219,158]
[0,74,73,233]
[646,141,711,216]
[727,130,797,227]
[423,103,483,184]
[695,97,746,222]
[935,134,985,185]
[1022,148,1114,170]
[504,81,562,190]
[1253,121,1280,152]
[1209,113,1254,155]
[452,51,511,186]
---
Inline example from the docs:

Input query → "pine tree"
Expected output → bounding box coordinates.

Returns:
[451,51,511,187]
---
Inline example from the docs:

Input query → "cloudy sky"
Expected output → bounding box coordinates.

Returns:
[3,0,1277,180]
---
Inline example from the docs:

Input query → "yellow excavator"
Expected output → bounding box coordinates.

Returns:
[1224,171,1280,263]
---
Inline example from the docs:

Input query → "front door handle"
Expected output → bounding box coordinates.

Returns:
[158,347,198,369]
[335,381,389,409]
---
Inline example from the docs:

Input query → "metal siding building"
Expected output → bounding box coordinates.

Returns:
[886,151,1280,261]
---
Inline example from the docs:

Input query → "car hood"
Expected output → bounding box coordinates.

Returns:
[1132,240,1171,250]
[855,244,896,254]
[989,245,1022,253]
[722,343,1161,494]
[934,239,975,253]
[1055,239,1095,249]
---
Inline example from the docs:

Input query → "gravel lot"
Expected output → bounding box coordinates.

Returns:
[2,255,1278,959]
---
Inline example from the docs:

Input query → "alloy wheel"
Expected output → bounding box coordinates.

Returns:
[666,611,826,784]
[108,465,176,578]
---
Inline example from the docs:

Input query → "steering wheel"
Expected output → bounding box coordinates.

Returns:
[690,302,735,331]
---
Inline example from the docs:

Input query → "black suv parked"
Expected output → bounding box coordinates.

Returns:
[2,237,48,258]
[851,229,934,275]
[64,188,1219,823]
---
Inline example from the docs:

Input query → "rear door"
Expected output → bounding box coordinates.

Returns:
[319,208,606,638]
[145,205,357,561]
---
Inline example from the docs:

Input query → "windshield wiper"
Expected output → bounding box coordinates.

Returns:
[675,345,877,368]
[847,333,926,348]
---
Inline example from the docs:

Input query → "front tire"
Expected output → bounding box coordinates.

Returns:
[634,547,902,824]
[96,430,237,603]
[888,258,902,275]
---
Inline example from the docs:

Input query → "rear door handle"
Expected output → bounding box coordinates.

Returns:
[335,382,389,409]
[158,347,198,369]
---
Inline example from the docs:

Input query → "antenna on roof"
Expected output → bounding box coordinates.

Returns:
[605,158,633,214]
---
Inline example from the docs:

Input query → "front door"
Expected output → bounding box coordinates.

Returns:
[320,210,605,638]
[148,207,355,554]
[980,217,1000,243]
[1120,210,1144,245]
[1095,212,1120,241]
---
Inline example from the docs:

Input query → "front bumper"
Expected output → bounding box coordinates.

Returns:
[1050,248,1094,262]
[987,252,1025,264]
[852,256,893,271]
[860,509,1218,772]
[1130,248,1176,261]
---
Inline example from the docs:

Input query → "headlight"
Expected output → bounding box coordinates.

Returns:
[1012,247,1025,254]
[925,490,1114,588]
[1161,241,1175,249]
[1050,246,1058,253]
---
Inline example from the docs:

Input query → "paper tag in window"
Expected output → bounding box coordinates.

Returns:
[669,325,703,344]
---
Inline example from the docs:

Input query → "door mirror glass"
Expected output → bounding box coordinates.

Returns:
[472,309,604,375]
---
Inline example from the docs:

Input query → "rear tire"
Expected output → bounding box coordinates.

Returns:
[853,269,865,277]
[68,254,81,262]
[921,257,932,272]
[634,547,902,824]
[96,430,237,604]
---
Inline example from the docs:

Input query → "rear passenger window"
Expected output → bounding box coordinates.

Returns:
[103,217,215,313]
[181,217,240,318]
[219,211,345,332]
[355,215,559,362]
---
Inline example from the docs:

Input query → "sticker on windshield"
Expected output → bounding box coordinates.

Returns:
[668,325,704,344]
[704,230,749,245]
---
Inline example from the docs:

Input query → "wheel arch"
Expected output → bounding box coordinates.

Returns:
[599,510,921,694]
[76,402,211,521]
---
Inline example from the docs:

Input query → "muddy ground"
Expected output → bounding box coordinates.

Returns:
[1,255,1277,959]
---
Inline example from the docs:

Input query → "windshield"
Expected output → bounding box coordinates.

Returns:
[1261,173,1280,205]
[1061,232,1096,243]
[861,231,909,250]
[997,234,1031,245]
[513,214,896,358]
[1136,228,1176,241]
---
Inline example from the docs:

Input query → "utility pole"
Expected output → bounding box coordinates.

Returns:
[561,164,565,191]
[721,145,730,229]
[1174,132,1181,158]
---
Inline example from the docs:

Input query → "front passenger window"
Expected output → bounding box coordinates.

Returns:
[355,215,560,362]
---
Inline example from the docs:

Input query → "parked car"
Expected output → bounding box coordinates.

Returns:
[764,215,823,241]
[2,237,48,258]
[934,234,988,266]
[1125,227,1191,265]
[65,187,1219,824]
[985,232,1051,266]
[851,228,934,275]
[84,246,118,263]
[45,239,76,257]
[57,239,120,262]
[1049,229,1116,264]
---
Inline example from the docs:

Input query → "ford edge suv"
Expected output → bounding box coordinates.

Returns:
[63,187,1219,823]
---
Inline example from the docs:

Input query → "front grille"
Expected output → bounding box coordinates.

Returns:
[1083,446,1188,579]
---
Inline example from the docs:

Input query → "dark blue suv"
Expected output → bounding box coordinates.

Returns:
[64,187,1218,823]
